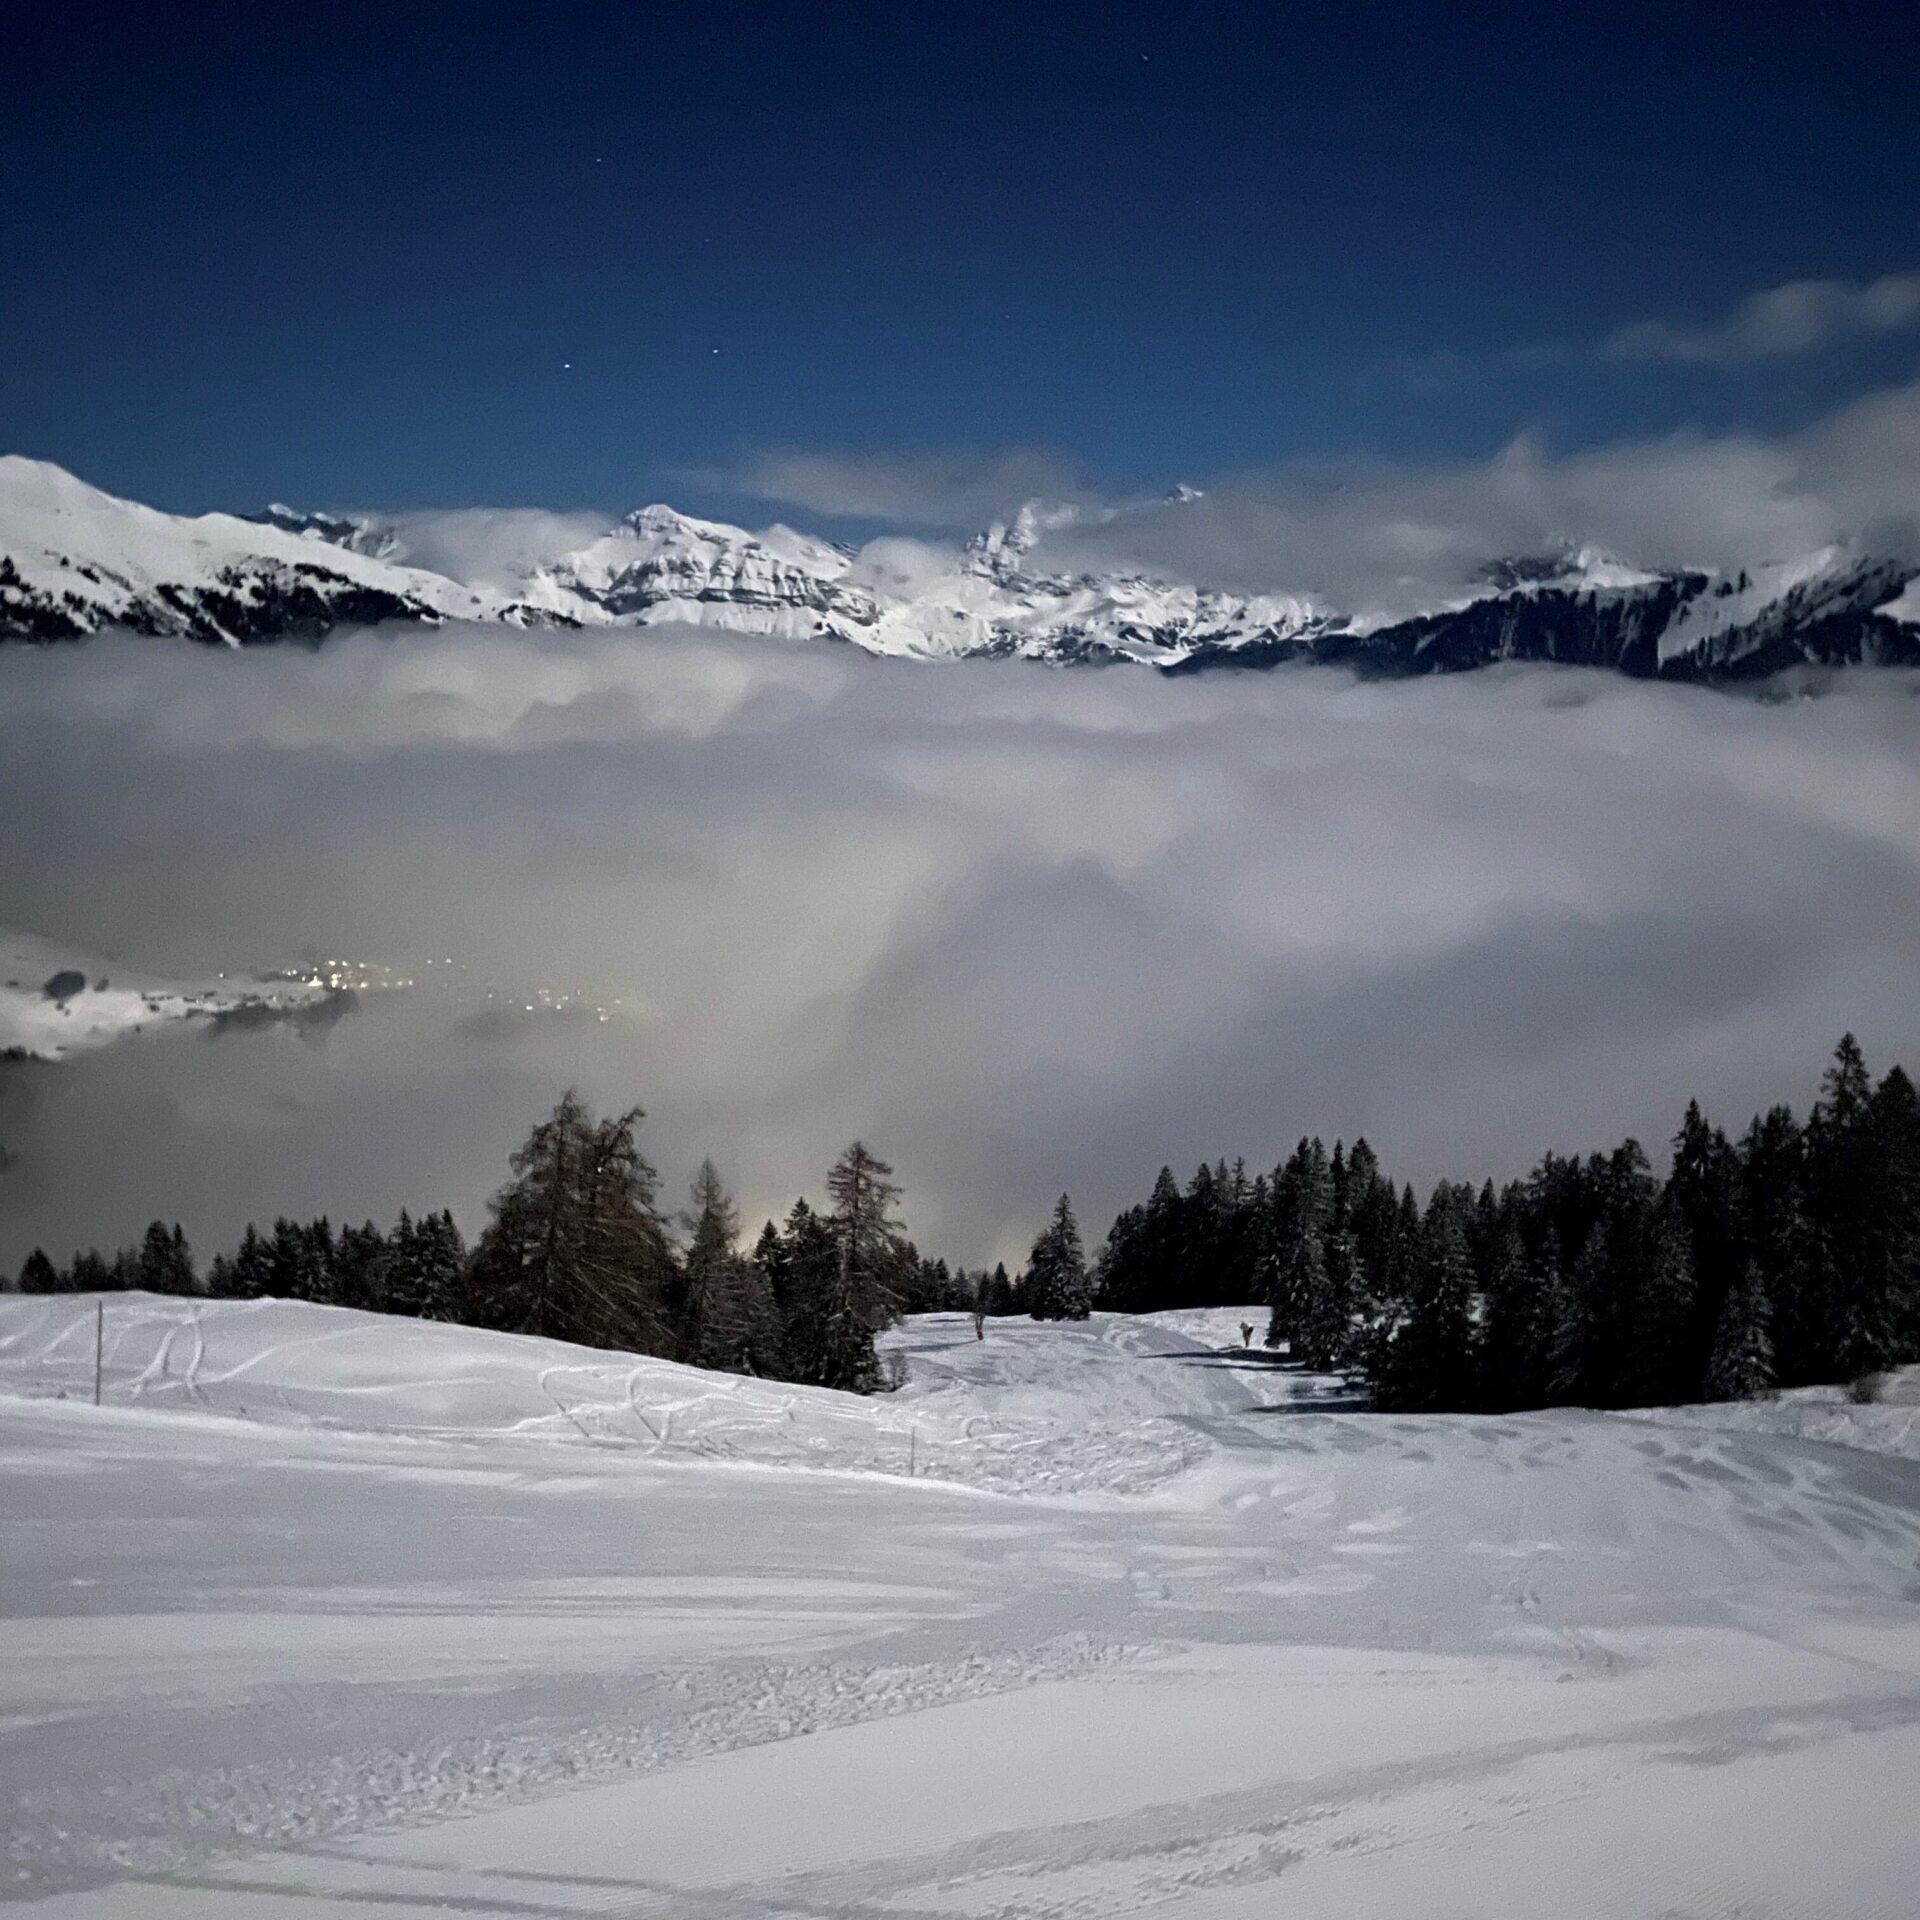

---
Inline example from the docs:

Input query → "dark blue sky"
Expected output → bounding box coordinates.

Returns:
[8,2,1919,522]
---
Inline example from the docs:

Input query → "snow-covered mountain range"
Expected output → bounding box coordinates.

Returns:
[3,454,1916,680]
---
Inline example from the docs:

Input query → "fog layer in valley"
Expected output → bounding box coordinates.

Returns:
[3,628,1919,1270]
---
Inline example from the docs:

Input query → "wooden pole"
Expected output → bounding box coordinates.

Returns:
[94,1299,104,1407]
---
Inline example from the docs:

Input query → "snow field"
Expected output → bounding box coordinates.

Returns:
[4,1292,1920,1915]
[0,1296,1272,1496]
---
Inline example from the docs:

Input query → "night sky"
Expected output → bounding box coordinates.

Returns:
[8,2,1919,521]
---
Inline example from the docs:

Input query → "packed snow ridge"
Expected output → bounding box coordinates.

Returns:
[4,454,1917,679]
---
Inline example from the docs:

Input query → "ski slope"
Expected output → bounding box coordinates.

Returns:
[0,1295,1280,1496]
[4,1295,1920,1917]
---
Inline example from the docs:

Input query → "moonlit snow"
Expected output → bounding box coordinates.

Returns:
[0,930,346,1063]
[5,1293,1920,1915]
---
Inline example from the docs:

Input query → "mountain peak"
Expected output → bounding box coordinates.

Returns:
[625,503,698,535]
[2,456,1917,679]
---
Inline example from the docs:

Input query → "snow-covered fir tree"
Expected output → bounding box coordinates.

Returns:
[1705,1259,1775,1401]
[1026,1194,1090,1320]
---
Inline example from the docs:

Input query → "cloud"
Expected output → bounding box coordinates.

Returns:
[4,630,1920,1280]
[378,508,617,589]
[1028,379,1920,609]
[1603,270,1920,368]
[709,447,1087,528]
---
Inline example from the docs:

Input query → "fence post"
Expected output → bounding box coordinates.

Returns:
[94,1299,104,1408]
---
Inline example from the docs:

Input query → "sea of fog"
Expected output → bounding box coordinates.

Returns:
[4,627,1920,1270]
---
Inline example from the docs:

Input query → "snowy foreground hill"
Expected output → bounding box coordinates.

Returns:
[5,454,1918,679]
[5,1296,1920,1916]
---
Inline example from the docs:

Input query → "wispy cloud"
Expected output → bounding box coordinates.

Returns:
[376,509,618,590]
[1033,379,1920,608]
[1386,270,1920,392]
[1602,270,1920,368]
[702,447,1086,528]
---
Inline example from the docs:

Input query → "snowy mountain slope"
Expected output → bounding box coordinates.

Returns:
[0,458,545,645]
[0,931,351,1062]
[8,1295,1920,1914]
[1880,573,1920,623]
[244,502,405,561]
[520,503,879,638]
[4,455,1918,678]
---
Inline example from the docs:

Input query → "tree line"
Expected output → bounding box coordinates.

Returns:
[9,1092,961,1398]
[1078,1036,1920,1411]
[14,1038,1917,1413]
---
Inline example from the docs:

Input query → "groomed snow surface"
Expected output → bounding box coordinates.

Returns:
[4,1297,1919,1917]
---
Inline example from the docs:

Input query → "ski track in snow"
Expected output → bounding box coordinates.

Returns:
[0,1295,1242,1498]
[3,1295,1920,1916]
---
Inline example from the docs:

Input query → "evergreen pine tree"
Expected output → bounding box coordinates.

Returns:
[825,1142,909,1333]
[1538,1235,1583,1405]
[70,1249,113,1292]
[1262,1138,1331,1348]
[1805,1034,1883,1375]
[1126,1168,1183,1312]
[1741,1105,1817,1385]
[1373,1197,1478,1411]
[383,1210,427,1315]
[1479,1227,1545,1410]
[466,1091,677,1353]
[136,1222,198,1296]
[1346,1138,1395,1298]
[1867,1064,1920,1357]
[1581,1141,1657,1405]
[267,1218,317,1302]
[331,1220,391,1313]
[305,1218,339,1305]
[1704,1260,1775,1401]
[779,1195,881,1393]
[1384,1184,1422,1307]
[1092,1204,1144,1310]
[1668,1098,1744,1381]
[17,1249,59,1294]
[752,1217,795,1319]
[1295,1226,1358,1371]
[1026,1194,1090,1320]
[680,1160,783,1373]
[414,1211,467,1320]
[988,1259,1017,1314]
[228,1224,273,1301]
[1635,1199,1698,1404]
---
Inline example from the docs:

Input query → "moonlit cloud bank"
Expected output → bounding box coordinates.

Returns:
[4,629,1920,1272]
[1026,380,1920,612]
[715,378,1920,626]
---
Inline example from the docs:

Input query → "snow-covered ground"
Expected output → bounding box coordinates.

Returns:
[4,1296,1919,1916]
[0,931,347,1062]
[1623,1366,1920,1464]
